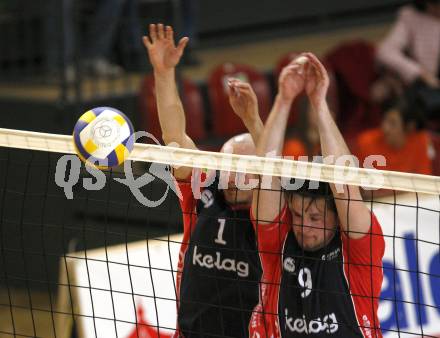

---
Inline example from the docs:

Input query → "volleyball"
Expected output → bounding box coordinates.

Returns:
[73,107,134,168]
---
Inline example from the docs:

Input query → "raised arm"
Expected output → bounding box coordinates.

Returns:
[143,23,195,179]
[304,53,372,238]
[227,78,263,145]
[252,61,306,223]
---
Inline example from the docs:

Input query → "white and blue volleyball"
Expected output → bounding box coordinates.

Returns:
[73,107,134,168]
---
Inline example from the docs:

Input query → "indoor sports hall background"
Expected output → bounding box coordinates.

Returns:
[1,0,440,337]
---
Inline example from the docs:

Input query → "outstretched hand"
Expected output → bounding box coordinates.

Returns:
[303,53,330,110]
[228,78,259,122]
[278,59,306,103]
[143,23,189,73]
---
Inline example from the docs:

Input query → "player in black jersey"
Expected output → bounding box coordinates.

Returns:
[250,54,385,337]
[143,24,263,338]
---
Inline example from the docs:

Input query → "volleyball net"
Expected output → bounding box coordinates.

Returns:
[0,127,439,338]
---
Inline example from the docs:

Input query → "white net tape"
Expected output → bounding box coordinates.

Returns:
[0,127,439,195]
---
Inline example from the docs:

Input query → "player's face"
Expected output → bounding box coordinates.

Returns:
[288,195,338,251]
[222,171,253,206]
[381,109,406,148]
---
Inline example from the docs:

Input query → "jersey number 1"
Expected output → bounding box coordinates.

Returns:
[215,218,227,245]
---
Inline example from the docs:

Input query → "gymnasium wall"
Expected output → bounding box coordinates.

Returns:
[197,0,408,34]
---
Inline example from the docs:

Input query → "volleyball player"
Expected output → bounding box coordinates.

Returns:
[143,24,262,337]
[249,53,385,337]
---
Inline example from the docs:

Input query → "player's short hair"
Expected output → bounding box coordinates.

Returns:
[381,96,425,130]
[284,180,337,214]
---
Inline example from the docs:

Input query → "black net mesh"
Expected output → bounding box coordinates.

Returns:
[0,146,439,338]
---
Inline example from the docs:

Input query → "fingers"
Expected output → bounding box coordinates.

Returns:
[285,64,302,73]
[165,25,173,40]
[294,54,309,75]
[157,23,165,39]
[149,24,157,42]
[304,53,321,68]
[177,37,189,55]
[279,64,302,81]
[287,52,326,80]
[148,23,171,42]
[227,79,241,97]
[279,65,294,78]
[228,78,254,96]
[228,78,251,89]
[142,35,152,49]
[304,52,327,79]
[293,55,309,66]
[306,60,315,79]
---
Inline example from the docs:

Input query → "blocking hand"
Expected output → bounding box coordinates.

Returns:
[278,58,307,103]
[303,53,330,110]
[228,78,259,122]
[143,23,189,73]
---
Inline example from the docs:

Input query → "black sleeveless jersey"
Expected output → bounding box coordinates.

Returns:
[177,177,262,338]
[249,206,384,338]
[279,231,363,337]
